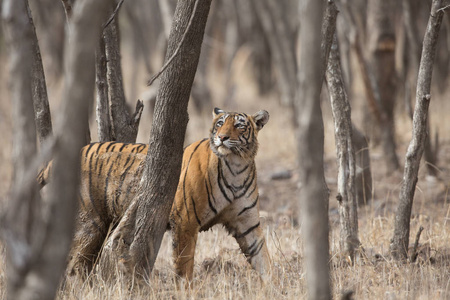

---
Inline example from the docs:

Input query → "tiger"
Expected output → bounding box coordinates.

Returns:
[38,107,271,281]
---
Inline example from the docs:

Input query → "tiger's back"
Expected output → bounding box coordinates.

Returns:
[78,142,148,225]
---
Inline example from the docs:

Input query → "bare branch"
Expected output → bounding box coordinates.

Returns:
[103,0,125,29]
[147,0,200,86]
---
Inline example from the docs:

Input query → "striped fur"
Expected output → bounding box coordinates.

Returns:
[39,108,271,281]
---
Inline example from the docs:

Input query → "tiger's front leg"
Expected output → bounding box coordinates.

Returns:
[228,207,272,281]
[172,225,198,281]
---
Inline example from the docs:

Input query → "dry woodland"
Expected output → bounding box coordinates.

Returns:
[1,66,450,298]
[1,1,450,299]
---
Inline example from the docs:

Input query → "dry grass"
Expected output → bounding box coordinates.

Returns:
[18,204,450,300]
[1,38,450,299]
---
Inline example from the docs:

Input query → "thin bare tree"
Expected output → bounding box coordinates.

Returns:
[99,0,213,278]
[326,34,360,261]
[27,4,53,144]
[390,0,445,261]
[297,0,331,298]
[1,0,111,299]
[103,1,144,143]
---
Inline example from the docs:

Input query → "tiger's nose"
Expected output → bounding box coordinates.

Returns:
[219,134,229,142]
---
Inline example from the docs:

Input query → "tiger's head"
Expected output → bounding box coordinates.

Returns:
[210,107,269,159]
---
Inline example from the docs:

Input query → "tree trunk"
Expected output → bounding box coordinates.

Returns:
[95,34,113,142]
[27,3,53,143]
[366,0,400,173]
[390,0,444,261]
[2,0,41,298]
[1,0,110,298]
[403,0,438,177]
[326,35,360,261]
[104,5,143,143]
[297,0,331,299]
[99,0,212,279]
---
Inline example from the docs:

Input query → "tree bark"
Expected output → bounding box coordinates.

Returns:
[321,1,338,82]
[2,0,41,298]
[1,0,110,298]
[95,34,113,142]
[390,0,444,261]
[297,0,331,299]
[326,35,360,261]
[27,3,53,143]
[104,5,143,143]
[403,0,438,177]
[99,0,212,279]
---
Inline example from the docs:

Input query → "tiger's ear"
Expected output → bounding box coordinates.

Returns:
[253,110,269,130]
[213,107,224,118]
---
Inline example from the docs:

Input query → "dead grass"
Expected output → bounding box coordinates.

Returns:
[24,206,450,299]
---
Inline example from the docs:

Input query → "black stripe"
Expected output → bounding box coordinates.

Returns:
[85,152,109,232]
[118,143,128,152]
[247,239,265,258]
[236,164,249,175]
[207,173,217,204]
[232,166,254,191]
[238,196,258,216]
[114,155,137,215]
[105,142,117,152]
[235,169,256,198]
[245,183,257,199]
[98,155,105,176]
[191,196,202,226]
[85,143,97,157]
[104,153,119,215]
[217,160,232,202]
[79,191,106,235]
[205,179,217,214]
[132,144,146,153]
[182,139,208,221]
[225,160,235,176]
[246,240,257,255]
[95,142,106,155]
[235,222,260,239]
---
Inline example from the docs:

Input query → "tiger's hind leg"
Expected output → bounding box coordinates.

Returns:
[67,219,107,278]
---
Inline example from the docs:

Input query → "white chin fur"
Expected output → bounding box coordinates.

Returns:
[217,146,232,155]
